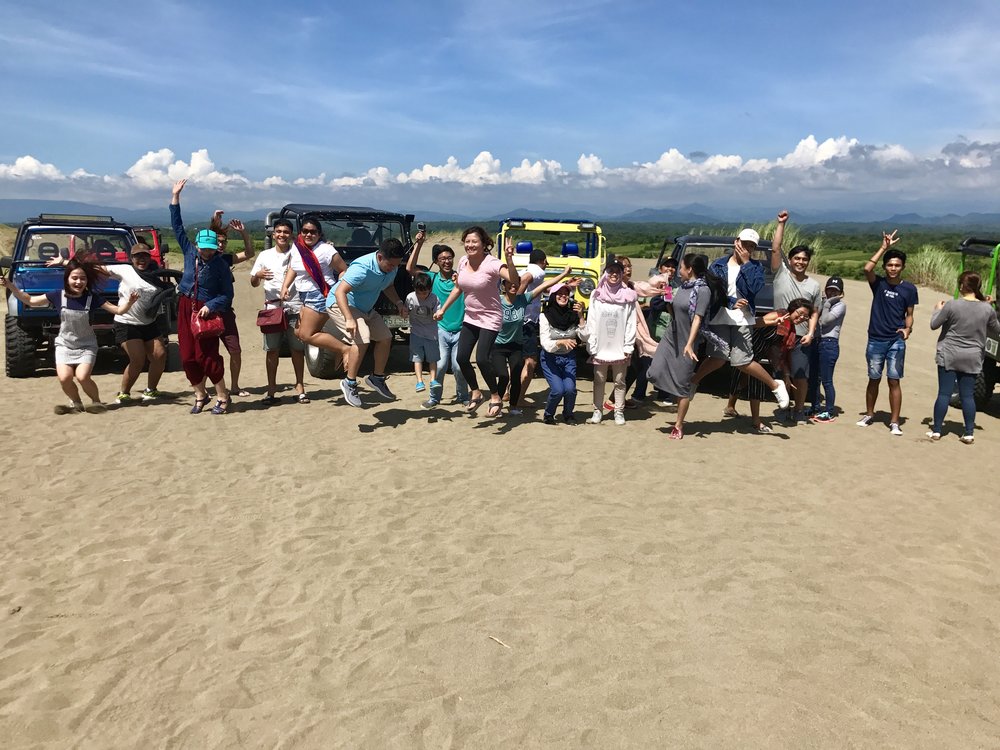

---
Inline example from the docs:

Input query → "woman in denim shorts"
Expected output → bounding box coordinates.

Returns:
[279,216,352,370]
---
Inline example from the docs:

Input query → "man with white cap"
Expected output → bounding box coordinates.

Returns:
[690,228,790,409]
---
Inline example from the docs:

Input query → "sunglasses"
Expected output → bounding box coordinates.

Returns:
[301,228,320,235]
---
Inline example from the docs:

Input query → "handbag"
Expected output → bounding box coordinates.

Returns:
[257,300,288,334]
[191,311,225,340]
[190,259,225,340]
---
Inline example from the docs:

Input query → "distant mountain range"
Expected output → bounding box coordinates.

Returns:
[3,198,1000,229]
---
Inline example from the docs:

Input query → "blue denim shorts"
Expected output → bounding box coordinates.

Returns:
[866,337,906,380]
[409,334,438,363]
[298,289,327,314]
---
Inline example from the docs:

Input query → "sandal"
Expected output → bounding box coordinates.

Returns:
[297,393,310,404]
[669,425,683,440]
[234,389,251,397]
[754,423,774,434]
[211,398,230,415]
[466,395,485,414]
[487,400,503,418]
[723,407,740,418]
[190,397,209,414]
[262,394,279,406]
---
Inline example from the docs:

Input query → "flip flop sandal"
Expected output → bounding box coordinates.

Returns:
[669,426,683,440]
[297,393,311,404]
[234,389,251,397]
[190,397,209,414]
[754,424,774,434]
[262,394,279,406]
[211,399,230,415]
[722,407,740,418]
[487,401,503,418]
[466,396,485,414]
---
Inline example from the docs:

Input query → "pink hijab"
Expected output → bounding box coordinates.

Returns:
[591,272,637,305]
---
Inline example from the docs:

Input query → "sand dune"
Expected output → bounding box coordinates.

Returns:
[1,266,997,748]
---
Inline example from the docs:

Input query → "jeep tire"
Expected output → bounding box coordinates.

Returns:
[5,315,37,378]
[305,343,343,380]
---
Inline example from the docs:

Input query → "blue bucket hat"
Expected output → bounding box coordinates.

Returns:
[195,229,219,251]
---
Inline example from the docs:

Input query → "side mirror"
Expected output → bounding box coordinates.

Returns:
[0,256,12,269]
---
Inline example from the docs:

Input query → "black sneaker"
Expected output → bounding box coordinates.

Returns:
[543,414,557,425]
[365,374,395,400]
[563,413,577,424]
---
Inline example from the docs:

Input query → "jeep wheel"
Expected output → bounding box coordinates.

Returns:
[165,340,182,372]
[305,343,343,379]
[973,371,993,410]
[5,315,37,377]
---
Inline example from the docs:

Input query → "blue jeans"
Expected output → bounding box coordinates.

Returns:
[540,350,577,417]
[805,338,821,407]
[933,367,976,435]
[436,327,469,402]
[817,338,840,413]
[866,336,906,380]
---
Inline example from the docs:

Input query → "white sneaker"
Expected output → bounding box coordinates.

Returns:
[586,409,602,424]
[889,422,903,436]
[856,414,874,427]
[772,381,790,409]
[614,411,626,426]
[340,378,363,407]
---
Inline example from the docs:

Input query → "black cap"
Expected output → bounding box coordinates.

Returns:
[825,276,844,293]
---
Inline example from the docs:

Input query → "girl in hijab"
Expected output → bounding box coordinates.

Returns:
[579,260,637,425]
[538,281,582,424]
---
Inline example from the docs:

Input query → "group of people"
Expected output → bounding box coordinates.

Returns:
[4,191,997,444]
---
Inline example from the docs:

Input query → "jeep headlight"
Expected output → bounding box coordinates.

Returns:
[577,277,596,297]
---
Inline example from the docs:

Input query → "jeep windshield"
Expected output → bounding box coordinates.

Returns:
[21,229,134,264]
[305,220,406,255]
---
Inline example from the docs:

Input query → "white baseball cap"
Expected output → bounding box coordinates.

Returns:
[737,228,760,245]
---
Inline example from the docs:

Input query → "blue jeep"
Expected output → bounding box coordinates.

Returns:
[2,214,140,377]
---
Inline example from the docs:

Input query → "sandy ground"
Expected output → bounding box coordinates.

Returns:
[1,264,998,749]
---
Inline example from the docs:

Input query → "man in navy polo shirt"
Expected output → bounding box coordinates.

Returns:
[857,230,918,435]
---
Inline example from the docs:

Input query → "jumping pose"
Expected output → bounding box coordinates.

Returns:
[2,258,139,414]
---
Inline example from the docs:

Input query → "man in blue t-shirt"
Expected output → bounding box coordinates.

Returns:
[857,230,919,435]
[327,238,408,407]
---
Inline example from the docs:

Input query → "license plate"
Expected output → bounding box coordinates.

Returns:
[383,315,408,329]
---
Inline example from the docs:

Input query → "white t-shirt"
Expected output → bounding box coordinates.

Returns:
[251,247,301,313]
[104,265,160,326]
[289,242,339,295]
[523,263,546,322]
[711,262,755,326]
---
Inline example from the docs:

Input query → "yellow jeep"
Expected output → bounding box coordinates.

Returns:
[496,218,607,310]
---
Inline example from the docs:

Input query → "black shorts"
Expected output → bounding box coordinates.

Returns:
[114,321,161,345]
[521,320,541,358]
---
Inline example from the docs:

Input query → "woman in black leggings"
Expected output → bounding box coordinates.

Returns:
[435,227,520,417]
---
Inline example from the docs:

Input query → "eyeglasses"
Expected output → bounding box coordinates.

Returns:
[301,229,319,235]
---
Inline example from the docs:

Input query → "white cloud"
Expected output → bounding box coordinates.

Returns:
[125,148,251,190]
[775,135,857,168]
[4,135,1000,213]
[577,153,604,176]
[0,155,64,180]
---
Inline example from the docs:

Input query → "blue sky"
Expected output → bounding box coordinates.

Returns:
[1,0,999,216]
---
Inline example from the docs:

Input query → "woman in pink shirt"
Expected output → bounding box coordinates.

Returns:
[435,226,520,417]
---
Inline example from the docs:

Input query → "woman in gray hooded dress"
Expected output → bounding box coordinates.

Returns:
[647,253,725,440]
[928,271,1000,443]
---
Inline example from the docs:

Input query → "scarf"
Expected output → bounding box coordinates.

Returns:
[592,272,637,305]
[769,313,797,373]
[294,235,330,297]
[544,298,578,331]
